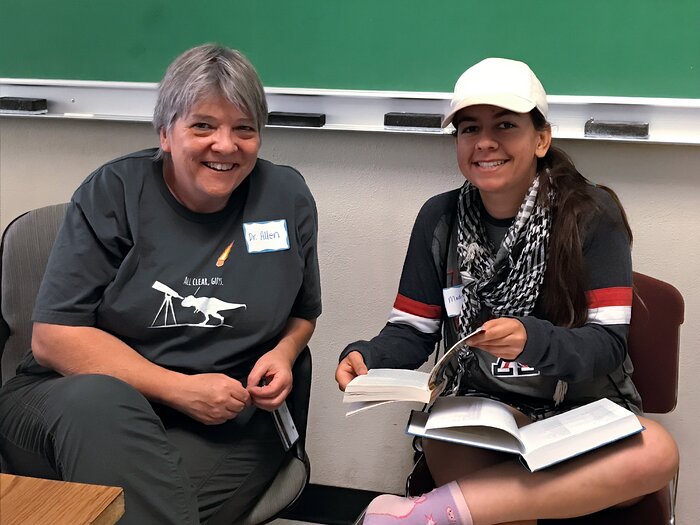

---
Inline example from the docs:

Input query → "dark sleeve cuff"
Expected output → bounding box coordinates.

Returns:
[516,315,551,368]
[339,340,382,369]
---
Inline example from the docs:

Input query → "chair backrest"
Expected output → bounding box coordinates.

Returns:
[628,272,684,414]
[0,203,69,385]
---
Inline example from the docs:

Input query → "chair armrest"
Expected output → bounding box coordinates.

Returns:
[288,346,312,459]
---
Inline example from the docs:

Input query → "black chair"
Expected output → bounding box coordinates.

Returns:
[0,203,312,525]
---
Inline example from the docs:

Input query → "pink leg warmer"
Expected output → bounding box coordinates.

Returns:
[363,482,473,525]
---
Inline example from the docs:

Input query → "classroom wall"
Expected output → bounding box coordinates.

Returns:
[1,117,698,521]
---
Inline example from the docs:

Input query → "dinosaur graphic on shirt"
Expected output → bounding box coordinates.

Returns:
[181,294,246,326]
[150,281,246,328]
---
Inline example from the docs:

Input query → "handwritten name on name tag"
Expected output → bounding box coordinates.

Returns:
[243,220,290,253]
[442,285,464,318]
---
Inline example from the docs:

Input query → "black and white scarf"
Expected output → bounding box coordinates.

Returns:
[457,175,550,335]
[454,175,567,404]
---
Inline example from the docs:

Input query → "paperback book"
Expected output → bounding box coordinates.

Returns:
[343,327,484,415]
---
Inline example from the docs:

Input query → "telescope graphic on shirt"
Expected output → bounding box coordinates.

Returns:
[150,280,246,328]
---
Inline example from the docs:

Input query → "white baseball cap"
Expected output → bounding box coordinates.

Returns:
[442,57,548,128]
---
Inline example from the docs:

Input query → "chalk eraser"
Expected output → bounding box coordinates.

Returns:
[267,112,326,127]
[584,119,649,139]
[0,97,48,114]
[384,112,443,128]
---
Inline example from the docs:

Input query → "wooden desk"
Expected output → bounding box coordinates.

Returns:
[0,473,124,525]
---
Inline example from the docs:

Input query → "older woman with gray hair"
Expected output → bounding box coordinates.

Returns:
[0,44,321,524]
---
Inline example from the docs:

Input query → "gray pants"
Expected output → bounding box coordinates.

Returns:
[0,372,285,524]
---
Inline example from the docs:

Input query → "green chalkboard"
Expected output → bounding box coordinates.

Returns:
[2,0,699,99]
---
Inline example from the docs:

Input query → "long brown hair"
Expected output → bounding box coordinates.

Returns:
[531,110,633,327]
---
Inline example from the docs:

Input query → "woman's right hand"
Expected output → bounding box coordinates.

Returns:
[335,351,368,391]
[171,373,251,425]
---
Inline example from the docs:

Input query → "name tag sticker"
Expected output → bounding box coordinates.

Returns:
[243,220,290,253]
[442,285,464,318]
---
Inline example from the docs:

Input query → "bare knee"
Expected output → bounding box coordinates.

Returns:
[630,417,679,492]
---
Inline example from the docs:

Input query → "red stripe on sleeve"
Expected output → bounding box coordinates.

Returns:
[393,294,442,319]
[586,287,633,308]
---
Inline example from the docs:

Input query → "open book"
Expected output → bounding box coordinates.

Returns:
[406,396,643,472]
[343,327,484,415]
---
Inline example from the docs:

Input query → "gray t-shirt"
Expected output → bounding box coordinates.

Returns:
[25,149,321,379]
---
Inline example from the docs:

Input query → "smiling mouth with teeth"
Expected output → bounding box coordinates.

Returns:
[203,162,234,171]
[476,160,507,168]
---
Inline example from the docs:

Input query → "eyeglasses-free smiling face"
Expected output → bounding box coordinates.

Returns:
[160,95,261,214]
[454,104,551,218]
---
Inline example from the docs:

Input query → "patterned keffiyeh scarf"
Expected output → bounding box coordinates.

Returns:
[454,175,567,403]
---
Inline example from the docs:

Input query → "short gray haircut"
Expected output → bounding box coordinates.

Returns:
[153,44,267,139]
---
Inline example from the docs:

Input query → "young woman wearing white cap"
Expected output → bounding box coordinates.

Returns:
[335,58,678,525]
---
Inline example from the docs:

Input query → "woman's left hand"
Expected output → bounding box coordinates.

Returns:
[246,348,294,411]
[467,317,527,361]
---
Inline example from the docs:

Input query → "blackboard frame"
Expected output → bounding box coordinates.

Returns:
[2,78,700,145]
